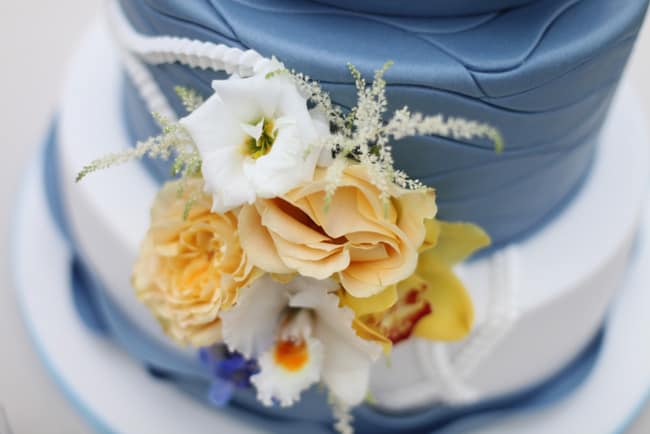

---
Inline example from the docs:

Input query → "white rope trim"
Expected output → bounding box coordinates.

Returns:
[119,50,177,121]
[108,0,271,77]
[416,246,520,404]
[453,246,520,379]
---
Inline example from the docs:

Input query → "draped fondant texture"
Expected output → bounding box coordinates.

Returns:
[118,0,648,245]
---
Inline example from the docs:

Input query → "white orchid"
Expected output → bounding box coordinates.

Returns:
[221,275,382,407]
[179,61,330,213]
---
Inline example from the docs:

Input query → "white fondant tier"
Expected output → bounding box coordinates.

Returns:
[57,21,649,411]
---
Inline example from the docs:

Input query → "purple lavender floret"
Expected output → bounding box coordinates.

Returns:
[199,346,259,407]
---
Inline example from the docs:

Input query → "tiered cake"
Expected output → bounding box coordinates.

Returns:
[40,0,650,432]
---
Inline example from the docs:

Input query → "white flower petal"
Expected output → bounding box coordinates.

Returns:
[220,275,289,358]
[305,291,382,406]
[181,89,258,212]
[309,107,333,168]
[180,92,243,157]
[316,318,379,406]
[317,148,335,168]
[246,125,319,198]
[212,74,278,121]
[274,80,321,145]
[200,148,255,213]
[181,64,330,210]
[286,276,340,298]
[240,119,265,141]
[251,336,324,407]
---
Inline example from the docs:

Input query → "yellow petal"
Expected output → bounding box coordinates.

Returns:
[423,221,490,266]
[352,318,393,355]
[409,256,474,341]
[419,218,441,253]
[394,188,437,248]
[341,285,398,317]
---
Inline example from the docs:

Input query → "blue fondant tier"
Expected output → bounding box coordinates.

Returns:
[119,0,648,245]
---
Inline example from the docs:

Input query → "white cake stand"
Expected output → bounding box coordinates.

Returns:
[11,105,650,434]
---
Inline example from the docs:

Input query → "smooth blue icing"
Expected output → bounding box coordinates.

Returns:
[118,0,648,246]
[43,124,605,433]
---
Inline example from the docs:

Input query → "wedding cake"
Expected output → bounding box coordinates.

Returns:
[30,0,650,432]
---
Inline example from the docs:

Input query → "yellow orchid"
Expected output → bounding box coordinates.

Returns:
[343,219,490,349]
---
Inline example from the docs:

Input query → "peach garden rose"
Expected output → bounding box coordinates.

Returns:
[238,164,437,298]
[132,178,257,347]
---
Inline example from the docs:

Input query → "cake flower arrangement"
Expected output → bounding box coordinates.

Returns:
[78,59,501,433]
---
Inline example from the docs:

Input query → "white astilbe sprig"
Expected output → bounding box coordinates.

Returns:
[76,89,202,184]
[285,62,504,205]
[76,113,200,183]
[385,108,504,151]
[328,392,354,434]
[174,85,204,113]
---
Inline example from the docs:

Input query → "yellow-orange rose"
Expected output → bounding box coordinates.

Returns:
[132,178,256,347]
[239,164,436,298]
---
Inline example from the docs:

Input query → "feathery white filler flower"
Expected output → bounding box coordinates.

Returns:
[221,275,382,407]
[180,61,330,213]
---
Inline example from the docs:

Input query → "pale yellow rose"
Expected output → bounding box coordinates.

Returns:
[239,164,436,298]
[132,178,257,347]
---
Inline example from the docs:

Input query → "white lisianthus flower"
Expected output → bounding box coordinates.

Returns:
[180,61,330,213]
[221,275,382,407]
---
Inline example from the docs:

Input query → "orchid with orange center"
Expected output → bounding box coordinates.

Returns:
[220,275,382,407]
[238,164,437,299]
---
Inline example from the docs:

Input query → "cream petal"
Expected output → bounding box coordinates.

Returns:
[339,246,418,297]
[285,254,351,281]
[274,236,350,280]
[338,271,384,298]
[306,188,394,239]
[348,244,390,262]
[345,231,398,251]
[187,323,222,347]
[221,275,289,358]
[270,231,342,261]
[394,189,437,247]
[259,199,331,246]
[238,205,293,274]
